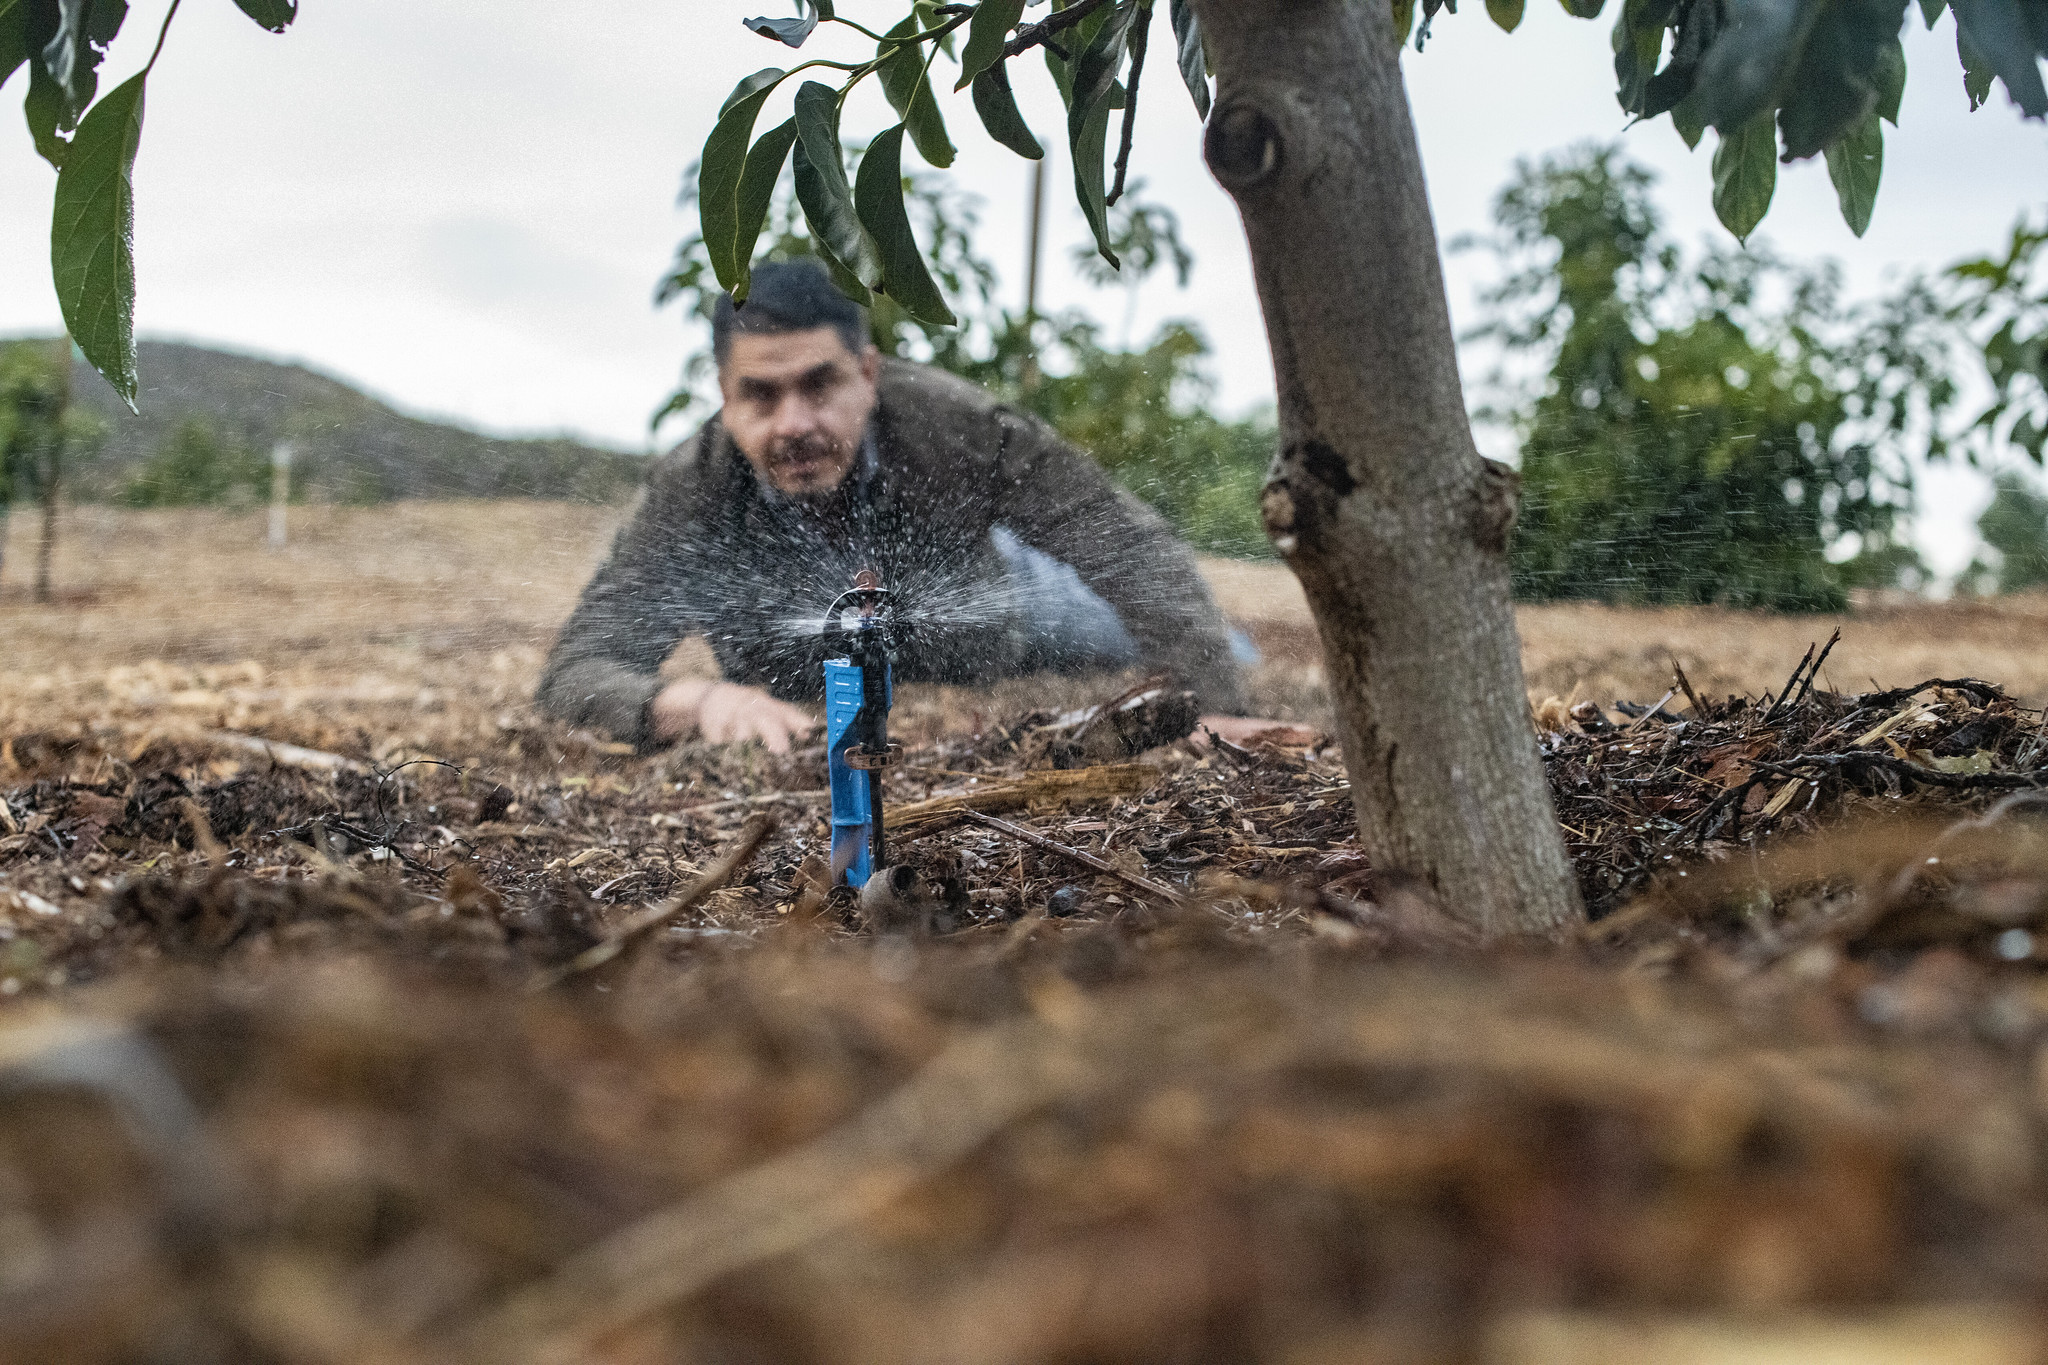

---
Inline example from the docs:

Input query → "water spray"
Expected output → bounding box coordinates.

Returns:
[822,569,900,888]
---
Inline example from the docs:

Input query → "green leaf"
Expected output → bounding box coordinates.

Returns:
[40,0,125,117]
[1168,0,1210,115]
[1956,13,1995,107]
[698,67,786,288]
[1065,0,1138,266]
[51,67,143,408]
[1071,80,1123,269]
[792,80,882,286]
[1873,34,1906,120]
[971,62,1043,157]
[1068,0,1138,127]
[913,0,956,59]
[1776,0,1902,160]
[1823,112,1882,234]
[877,15,956,167]
[1951,0,2048,115]
[25,50,69,167]
[957,0,1023,89]
[810,233,875,307]
[1613,0,1673,113]
[743,11,819,48]
[1776,70,1874,161]
[1489,0,1527,30]
[0,0,32,92]
[1710,112,1777,240]
[1917,0,1946,25]
[854,124,956,326]
[1672,95,1707,146]
[1559,0,1608,20]
[729,118,799,305]
[1693,0,1826,132]
[230,0,295,32]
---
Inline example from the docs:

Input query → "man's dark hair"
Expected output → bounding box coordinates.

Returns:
[712,260,870,363]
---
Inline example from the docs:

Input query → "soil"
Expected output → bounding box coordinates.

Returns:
[5,503,2048,1364]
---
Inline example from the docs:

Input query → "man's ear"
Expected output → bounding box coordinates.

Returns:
[859,346,883,384]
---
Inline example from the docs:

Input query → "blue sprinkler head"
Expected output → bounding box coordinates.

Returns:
[822,569,900,888]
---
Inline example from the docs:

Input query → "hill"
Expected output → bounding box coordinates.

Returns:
[9,337,649,504]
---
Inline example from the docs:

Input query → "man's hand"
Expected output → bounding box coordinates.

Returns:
[1194,714,1319,749]
[650,680,818,755]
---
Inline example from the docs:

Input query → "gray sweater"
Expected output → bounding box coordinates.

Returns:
[537,358,1245,748]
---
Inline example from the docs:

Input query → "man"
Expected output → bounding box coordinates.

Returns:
[540,261,1272,754]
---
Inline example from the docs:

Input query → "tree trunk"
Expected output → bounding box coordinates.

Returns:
[1190,0,1580,934]
[34,440,58,604]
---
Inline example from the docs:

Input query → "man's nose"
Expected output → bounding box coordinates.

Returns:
[770,391,817,437]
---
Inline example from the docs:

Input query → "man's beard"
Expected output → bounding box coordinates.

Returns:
[766,433,854,496]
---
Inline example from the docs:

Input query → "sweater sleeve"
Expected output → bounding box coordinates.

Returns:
[535,440,707,750]
[987,408,1248,714]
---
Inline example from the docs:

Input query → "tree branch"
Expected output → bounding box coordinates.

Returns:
[1002,0,1113,60]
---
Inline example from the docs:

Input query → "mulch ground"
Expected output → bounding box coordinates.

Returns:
[7,642,2048,1362]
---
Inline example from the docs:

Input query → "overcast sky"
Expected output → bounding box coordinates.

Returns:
[0,1,2042,571]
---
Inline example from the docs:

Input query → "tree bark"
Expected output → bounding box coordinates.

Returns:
[1189,0,1580,934]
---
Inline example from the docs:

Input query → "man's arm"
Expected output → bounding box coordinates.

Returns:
[537,437,821,754]
[988,408,1248,714]
[537,445,703,750]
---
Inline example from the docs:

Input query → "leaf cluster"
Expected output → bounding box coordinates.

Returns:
[1410,0,2044,242]
[698,0,1214,330]
[654,148,1000,429]
[3,0,296,407]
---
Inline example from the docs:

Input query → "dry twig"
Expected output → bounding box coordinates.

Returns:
[891,764,1158,833]
[199,730,371,776]
[963,808,1184,906]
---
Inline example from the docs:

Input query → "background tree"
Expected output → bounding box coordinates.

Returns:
[120,415,270,508]
[0,336,84,601]
[1466,145,1950,610]
[1968,471,2048,591]
[1950,216,2048,466]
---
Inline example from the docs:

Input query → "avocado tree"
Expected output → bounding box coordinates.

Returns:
[6,0,2046,932]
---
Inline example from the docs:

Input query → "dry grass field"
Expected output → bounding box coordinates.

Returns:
[11,501,2048,740]
[8,501,2048,1364]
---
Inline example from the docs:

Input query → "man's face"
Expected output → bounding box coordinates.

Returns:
[718,327,882,497]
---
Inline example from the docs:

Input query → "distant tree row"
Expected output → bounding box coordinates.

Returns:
[1465,145,2045,609]
[7,152,2040,602]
